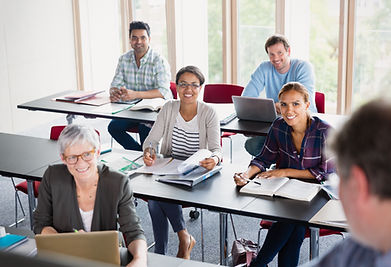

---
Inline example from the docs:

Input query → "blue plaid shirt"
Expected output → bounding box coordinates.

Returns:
[250,116,334,182]
[110,48,172,99]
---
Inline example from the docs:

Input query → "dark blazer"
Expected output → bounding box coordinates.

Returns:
[33,164,145,244]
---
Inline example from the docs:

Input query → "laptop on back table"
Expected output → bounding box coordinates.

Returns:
[232,96,277,122]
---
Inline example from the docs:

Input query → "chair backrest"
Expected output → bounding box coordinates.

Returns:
[50,125,100,140]
[315,92,325,113]
[170,81,177,99]
[203,84,244,104]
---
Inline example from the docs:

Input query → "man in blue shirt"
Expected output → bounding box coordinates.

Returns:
[108,21,172,151]
[242,34,317,156]
[303,99,391,267]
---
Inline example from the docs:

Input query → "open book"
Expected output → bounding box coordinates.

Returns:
[309,200,348,229]
[129,98,166,111]
[240,177,321,202]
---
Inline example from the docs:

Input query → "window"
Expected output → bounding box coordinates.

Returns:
[207,0,223,83]
[238,0,275,87]
[309,0,340,114]
[132,0,168,59]
[352,0,391,110]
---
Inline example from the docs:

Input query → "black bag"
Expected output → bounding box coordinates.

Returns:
[230,214,258,267]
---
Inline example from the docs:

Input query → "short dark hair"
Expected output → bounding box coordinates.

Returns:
[175,66,205,86]
[278,82,309,103]
[330,99,391,199]
[264,34,290,54]
[129,21,151,37]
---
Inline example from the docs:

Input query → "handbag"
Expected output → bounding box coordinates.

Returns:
[230,214,258,267]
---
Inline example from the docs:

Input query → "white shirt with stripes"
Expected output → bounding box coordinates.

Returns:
[171,113,200,160]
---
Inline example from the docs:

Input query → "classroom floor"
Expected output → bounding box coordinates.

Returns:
[0,115,344,265]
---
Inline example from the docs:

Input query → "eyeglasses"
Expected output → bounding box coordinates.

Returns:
[177,82,200,90]
[63,149,96,165]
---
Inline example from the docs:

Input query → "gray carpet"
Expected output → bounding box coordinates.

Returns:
[0,115,344,265]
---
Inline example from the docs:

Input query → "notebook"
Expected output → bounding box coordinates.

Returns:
[232,96,277,122]
[35,231,120,265]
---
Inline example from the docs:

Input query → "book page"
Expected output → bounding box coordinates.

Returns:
[240,177,289,197]
[136,157,178,175]
[130,98,166,111]
[310,200,348,228]
[274,179,321,202]
[177,149,212,174]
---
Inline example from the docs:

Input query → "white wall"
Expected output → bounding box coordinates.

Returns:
[0,0,77,133]
[0,0,122,133]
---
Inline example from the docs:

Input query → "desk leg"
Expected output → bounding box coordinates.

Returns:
[219,212,228,265]
[27,180,36,230]
[309,227,320,259]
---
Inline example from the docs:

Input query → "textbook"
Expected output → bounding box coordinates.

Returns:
[309,200,348,229]
[0,234,27,251]
[55,90,110,106]
[156,165,222,187]
[129,98,166,111]
[240,177,321,202]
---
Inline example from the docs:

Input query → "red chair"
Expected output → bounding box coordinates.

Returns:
[203,84,244,163]
[315,92,325,113]
[12,126,66,227]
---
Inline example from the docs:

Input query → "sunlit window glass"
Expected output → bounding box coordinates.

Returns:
[132,0,168,59]
[352,0,391,110]
[238,0,275,86]
[208,0,223,83]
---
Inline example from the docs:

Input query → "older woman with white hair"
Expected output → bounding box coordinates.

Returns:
[33,124,147,267]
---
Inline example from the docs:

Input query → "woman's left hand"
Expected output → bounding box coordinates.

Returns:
[256,169,286,178]
[199,157,217,170]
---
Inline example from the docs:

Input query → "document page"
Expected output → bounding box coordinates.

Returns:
[136,158,178,175]
[240,177,289,197]
[177,149,212,174]
[310,200,348,228]
[275,179,321,202]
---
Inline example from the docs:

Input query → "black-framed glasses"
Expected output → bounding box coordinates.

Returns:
[63,149,96,165]
[177,82,200,90]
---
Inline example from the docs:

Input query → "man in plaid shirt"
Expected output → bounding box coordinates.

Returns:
[108,21,172,151]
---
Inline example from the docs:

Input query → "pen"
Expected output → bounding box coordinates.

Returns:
[148,142,155,158]
[243,178,262,186]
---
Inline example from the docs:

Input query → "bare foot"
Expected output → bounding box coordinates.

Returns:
[177,233,196,259]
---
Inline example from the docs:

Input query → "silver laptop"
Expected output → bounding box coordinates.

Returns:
[232,96,277,122]
[35,231,120,265]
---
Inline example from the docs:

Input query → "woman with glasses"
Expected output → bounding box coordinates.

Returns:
[33,124,147,267]
[234,82,334,267]
[142,65,222,259]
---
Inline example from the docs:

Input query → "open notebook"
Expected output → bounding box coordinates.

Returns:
[240,177,321,202]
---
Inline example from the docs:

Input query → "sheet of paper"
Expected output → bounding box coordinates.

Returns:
[310,200,348,228]
[92,103,134,114]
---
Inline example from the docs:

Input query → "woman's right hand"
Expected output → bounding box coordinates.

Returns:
[233,172,250,186]
[143,148,156,166]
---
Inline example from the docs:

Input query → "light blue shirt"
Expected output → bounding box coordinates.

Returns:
[242,58,317,113]
[302,237,391,267]
[110,47,172,99]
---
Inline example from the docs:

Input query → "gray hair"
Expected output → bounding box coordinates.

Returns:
[58,124,100,154]
[329,98,391,199]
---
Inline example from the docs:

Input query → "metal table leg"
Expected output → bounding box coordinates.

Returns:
[27,180,36,230]
[309,227,320,259]
[219,212,228,265]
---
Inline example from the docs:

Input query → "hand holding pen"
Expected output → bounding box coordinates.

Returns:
[233,172,262,186]
[143,142,156,166]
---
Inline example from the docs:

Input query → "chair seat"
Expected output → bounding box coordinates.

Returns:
[15,181,40,198]
[260,219,343,238]
[221,132,236,138]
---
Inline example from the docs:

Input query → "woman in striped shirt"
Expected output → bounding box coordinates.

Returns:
[234,82,334,267]
[142,65,222,259]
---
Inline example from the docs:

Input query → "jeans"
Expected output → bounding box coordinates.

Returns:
[250,222,306,267]
[245,136,267,157]
[148,200,186,255]
[108,119,151,151]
